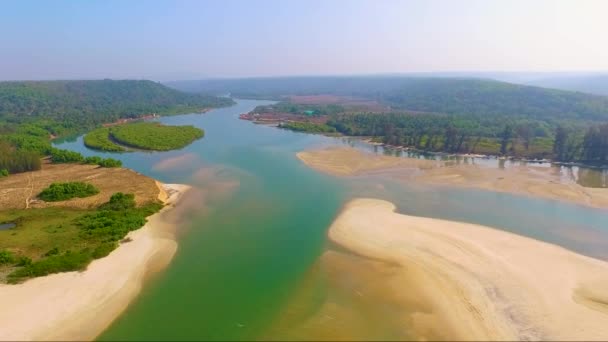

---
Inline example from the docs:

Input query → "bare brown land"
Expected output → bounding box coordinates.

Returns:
[297,147,608,208]
[328,198,608,341]
[0,163,161,209]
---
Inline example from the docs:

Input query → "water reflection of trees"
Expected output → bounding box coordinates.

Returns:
[576,167,608,188]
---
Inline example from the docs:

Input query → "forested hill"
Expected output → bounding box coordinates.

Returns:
[0,80,234,129]
[167,77,608,122]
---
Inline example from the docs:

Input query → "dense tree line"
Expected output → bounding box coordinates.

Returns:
[323,112,608,163]
[278,121,337,133]
[551,123,608,163]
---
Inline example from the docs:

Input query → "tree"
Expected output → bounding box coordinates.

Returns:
[500,125,513,155]
[516,124,533,150]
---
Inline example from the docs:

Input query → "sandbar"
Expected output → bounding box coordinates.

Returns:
[328,198,608,340]
[297,147,608,208]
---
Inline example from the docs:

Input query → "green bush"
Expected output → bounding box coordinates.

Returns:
[99,192,136,211]
[84,156,103,164]
[44,247,60,257]
[98,158,122,168]
[0,169,8,177]
[83,156,122,168]
[15,256,32,267]
[0,249,15,265]
[39,182,100,202]
[49,148,85,163]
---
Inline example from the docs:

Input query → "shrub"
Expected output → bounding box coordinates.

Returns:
[0,249,15,265]
[49,148,85,163]
[15,256,32,267]
[98,158,122,168]
[99,192,136,211]
[0,169,8,177]
[39,182,100,202]
[84,156,103,165]
[44,247,60,257]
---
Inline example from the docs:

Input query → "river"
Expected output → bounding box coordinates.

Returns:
[54,99,608,340]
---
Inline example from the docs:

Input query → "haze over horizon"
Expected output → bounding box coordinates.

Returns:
[2,0,608,81]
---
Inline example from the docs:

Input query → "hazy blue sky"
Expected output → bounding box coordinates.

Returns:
[1,0,607,81]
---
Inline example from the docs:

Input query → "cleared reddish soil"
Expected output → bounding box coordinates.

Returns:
[0,163,161,210]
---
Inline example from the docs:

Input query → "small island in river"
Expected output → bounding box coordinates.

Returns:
[84,122,204,152]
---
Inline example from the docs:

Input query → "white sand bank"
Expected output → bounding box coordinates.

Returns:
[297,147,608,208]
[329,198,608,340]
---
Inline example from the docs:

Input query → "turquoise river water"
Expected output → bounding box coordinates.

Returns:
[55,99,608,340]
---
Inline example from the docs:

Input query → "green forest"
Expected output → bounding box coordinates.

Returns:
[0,80,231,174]
[85,122,204,151]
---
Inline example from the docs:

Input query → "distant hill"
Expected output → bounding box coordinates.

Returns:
[167,76,608,122]
[0,79,234,126]
[523,75,608,96]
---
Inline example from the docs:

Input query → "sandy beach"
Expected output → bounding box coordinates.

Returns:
[297,147,608,208]
[329,198,608,340]
[0,183,190,341]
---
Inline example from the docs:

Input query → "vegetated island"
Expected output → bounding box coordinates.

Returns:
[0,161,191,340]
[297,147,608,208]
[84,122,204,152]
[328,198,608,340]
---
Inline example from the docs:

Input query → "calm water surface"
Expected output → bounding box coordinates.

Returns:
[55,99,608,340]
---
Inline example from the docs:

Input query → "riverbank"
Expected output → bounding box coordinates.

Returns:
[329,198,608,340]
[297,147,608,208]
[0,183,190,341]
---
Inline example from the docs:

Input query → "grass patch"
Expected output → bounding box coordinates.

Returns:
[0,193,163,284]
[38,182,100,202]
